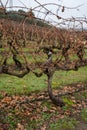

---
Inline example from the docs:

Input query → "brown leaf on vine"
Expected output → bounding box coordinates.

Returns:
[57,15,61,19]
[62,6,65,12]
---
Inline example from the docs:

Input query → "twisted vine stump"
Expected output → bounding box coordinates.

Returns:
[47,70,65,107]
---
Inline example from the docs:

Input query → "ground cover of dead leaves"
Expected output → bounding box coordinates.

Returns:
[0,83,87,130]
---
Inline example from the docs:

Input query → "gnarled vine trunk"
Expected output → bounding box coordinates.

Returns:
[47,72,65,107]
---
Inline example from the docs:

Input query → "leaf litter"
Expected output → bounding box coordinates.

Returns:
[0,83,87,130]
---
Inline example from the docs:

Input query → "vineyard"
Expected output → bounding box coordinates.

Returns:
[0,1,87,129]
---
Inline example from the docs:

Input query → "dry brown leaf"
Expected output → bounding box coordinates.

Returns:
[16,123,26,130]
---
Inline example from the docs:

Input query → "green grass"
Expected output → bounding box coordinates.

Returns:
[74,91,87,100]
[3,115,18,130]
[0,66,87,95]
[52,66,87,88]
[49,116,79,130]
[81,108,87,122]
[0,72,47,95]
[0,71,86,130]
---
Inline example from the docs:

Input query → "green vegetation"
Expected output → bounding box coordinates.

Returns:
[0,10,50,27]
[49,116,79,130]
[0,66,87,95]
[74,91,87,100]
[0,73,47,95]
[3,115,18,130]
[81,108,87,122]
[0,63,86,130]
[53,66,87,88]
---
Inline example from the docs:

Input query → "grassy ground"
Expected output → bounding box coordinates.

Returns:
[0,66,87,130]
[0,85,87,130]
[0,66,87,95]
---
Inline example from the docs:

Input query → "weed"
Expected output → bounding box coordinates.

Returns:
[0,94,4,99]
[42,112,52,121]
[49,116,79,130]
[3,114,19,130]
[63,97,74,106]
[81,108,87,122]
[42,101,53,109]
